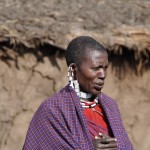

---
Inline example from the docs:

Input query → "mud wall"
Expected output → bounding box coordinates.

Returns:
[0,49,150,150]
[104,66,150,150]
[0,50,68,150]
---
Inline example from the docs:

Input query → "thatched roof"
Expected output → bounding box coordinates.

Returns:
[0,0,150,75]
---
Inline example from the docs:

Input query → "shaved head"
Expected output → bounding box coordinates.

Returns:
[66,36,107,66]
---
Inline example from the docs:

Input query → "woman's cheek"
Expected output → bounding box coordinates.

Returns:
[86,70,97,79]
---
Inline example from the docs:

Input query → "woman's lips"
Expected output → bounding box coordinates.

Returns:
[93,82,104,90]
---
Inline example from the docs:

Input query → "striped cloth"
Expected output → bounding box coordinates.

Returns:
[23,85,133,150]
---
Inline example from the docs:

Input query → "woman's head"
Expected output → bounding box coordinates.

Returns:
[66,36,107,67]
[66,36,108,95]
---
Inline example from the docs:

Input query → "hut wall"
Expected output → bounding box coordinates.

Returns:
[0,50,150,150]
[103,66,150,150]
[0,50,68,150]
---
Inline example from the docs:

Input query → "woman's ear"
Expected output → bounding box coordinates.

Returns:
[69,63,78,80]
[69,63,77,72]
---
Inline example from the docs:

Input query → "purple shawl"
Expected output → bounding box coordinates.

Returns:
[23,85,133,150]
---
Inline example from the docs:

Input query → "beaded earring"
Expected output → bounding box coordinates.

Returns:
[68,66,80,97]
[68,66,74,86]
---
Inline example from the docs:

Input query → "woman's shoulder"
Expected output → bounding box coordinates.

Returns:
[39,85,71,110]
[99,92,119,108]
[101,93,116,102]
[41,85,64,101]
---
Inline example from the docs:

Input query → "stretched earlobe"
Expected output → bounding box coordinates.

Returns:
[68,65,74,82]
[68,63,77,71]
[68,63,80,97]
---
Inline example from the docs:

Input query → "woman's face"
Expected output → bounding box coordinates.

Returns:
[75,50,108,96]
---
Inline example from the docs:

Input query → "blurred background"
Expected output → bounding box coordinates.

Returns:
[0,0,150,149]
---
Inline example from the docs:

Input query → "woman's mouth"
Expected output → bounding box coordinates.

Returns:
[93,82,104,90]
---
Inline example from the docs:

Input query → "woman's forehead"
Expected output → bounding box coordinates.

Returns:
[80,50,108,66]
[85,50,108,60]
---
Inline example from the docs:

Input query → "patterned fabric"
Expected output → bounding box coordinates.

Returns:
[23,85,133,150]
[100,93,134,150]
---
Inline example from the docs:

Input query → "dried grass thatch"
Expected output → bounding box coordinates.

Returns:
[0,0,150,76]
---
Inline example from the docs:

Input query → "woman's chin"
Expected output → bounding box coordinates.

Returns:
[91,88,102,96]
[80,86,102,96]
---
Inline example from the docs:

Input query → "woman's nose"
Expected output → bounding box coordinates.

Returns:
[98,68,106,79]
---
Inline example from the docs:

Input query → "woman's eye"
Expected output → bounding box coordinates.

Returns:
[92,67,100,71]
[92,66,108,71]
[104,67,108,70]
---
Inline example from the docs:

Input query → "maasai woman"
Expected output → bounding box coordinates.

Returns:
[23,36,133,150]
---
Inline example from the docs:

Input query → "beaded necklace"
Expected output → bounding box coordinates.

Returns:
[80,98,99,108]
[69,80,99,109]
[69,80,103,116]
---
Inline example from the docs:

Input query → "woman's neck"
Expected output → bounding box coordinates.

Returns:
[80,95,97,102]
[69,80,97,102]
